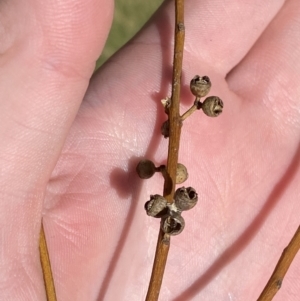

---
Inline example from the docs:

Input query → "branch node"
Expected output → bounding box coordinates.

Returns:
[177,22,185,31]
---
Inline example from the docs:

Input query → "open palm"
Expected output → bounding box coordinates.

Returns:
[1,0,299,300]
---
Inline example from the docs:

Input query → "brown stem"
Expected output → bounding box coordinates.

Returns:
[257,225,300,301]
[180,98,200,121]
[145,0,185,300]
[40,222,57,301]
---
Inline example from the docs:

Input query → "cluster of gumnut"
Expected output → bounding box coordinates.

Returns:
[136,75,223,235]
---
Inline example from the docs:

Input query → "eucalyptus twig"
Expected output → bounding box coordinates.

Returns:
[137,0,223,299]
[39,222,57,301]
[257,225,300,301]
[145,0,185,300]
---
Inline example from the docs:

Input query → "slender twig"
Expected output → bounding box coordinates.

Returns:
[39,222,57,301]
[180,104,197,121]
[180,98,200,121]
[145,1,185,300]
[257,225,300,301]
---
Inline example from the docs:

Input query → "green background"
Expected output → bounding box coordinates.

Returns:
[96,0,163,68]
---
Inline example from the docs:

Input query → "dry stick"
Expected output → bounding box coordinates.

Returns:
[40,222,57,301]
[180,98,200,121]
[145,1,185,300]
[257,225,300,301]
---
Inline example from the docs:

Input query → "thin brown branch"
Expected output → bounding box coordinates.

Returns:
[257,225,300,301]
[39,222,57,301]
[180,98,199,121]
[145,0,185,300]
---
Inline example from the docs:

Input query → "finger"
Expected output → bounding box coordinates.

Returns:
[0,0,113,300]
[227,0,300,133]
[135,0,285,75]
[89,0,286,111]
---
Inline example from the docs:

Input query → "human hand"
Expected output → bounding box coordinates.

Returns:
[1,0,300,300]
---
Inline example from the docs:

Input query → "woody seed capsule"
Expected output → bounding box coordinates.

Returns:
[161,210,185,235]
[174,186,198,211]
[161,120,170,138]
[176,163,188,184]
[202,96,223,117]
[190,75,211,98]
[136,159,156,179]
[145,195,168,218]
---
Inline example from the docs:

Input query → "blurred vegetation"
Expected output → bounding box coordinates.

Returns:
[96,0,163,68]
